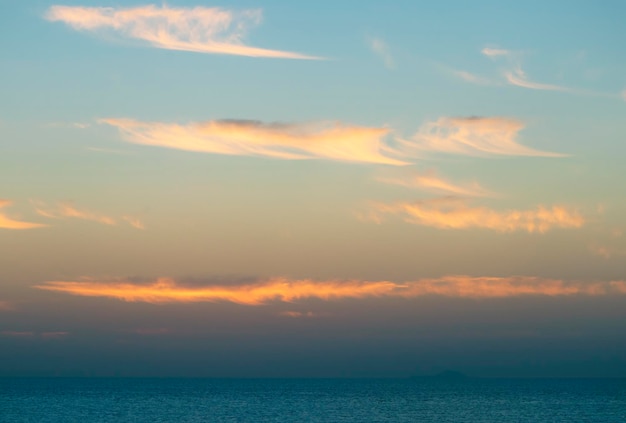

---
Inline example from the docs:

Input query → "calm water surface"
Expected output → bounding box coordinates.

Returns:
[1,378,625,422]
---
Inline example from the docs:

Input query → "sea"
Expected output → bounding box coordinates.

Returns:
[1,378,625,422]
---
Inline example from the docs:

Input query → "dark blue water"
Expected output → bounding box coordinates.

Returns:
[1,378,625,422]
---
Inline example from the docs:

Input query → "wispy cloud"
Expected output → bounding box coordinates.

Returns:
[35,276,626,304]
[368,37,395,69]
[34,201,144,229]
[480,47,621,98]
[378,170,495,197]
[450,69,494,85]
[45,4,321,59]
[399,117,565,158]
[370,197,584,233]
[102,118,408,165]
[0,200,46,230]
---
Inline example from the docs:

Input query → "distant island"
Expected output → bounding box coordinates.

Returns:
[410,370,470,380]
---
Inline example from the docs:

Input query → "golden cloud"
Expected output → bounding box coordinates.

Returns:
[0,200,46,230]
[45,5,320,59]
[378,171,494,197]
[371,198,584,233]
[102,118,407,165]
[400,117,565,157]
[34,276,626,305]
[34,202,144,229]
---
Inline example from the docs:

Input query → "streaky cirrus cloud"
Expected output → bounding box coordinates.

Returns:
[480,47,621,99]
[370,197,584,233]
[377,170,495,197]
[102,118,408,165]
[45,4,321,59]
[34,201,144,229]
[0,200,46,230]
[368,37,395,69]
[399,117,565,158]
[34,276,626,305]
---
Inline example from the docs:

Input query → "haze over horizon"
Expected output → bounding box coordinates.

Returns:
[1,0,625,378]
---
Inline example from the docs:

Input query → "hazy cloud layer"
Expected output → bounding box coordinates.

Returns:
[34,202,144,229]
[0,331,68,339]
[103,118,407,165]
[400,117,565,157]
[35,276,626,305]
[0,200,46,230]
[0,301,14,312]
[46,4,320,59]
[378,171,494,197]
[371,198,584,233]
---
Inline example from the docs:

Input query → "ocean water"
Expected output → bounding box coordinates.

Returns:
[1,378,625,422]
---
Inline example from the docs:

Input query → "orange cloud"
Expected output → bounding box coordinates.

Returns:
[34,276,626,305]
[400,117,565,157]
[45,5,320,59]
[0,200,46,230]
[34,202,144,229]
[102,118,407,165]
[371,198,584,233]
[378,171,494,197]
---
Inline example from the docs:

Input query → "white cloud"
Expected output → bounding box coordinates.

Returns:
[368,37,395,69]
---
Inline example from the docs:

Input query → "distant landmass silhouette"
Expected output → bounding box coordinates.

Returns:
[411,370,470,380]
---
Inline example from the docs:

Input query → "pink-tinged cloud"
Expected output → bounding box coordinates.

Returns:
[102,118,407,165]
[45,5,321,59]
[589,243,626,259]
[35,276,626,305]
[0,301,15,312]
[1,331,35,337]
[378,171,494,197]
[400,117,565,158]
[371,198,584,233]
[0,331,69,339]
[0,200,46,230]
[35,202,144,229]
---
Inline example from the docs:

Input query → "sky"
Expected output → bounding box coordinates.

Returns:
[1,0,626,378]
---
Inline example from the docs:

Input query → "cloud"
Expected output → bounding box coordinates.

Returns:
[368,37,395,69]
[481,47,511,58]
[371,197,584,233]
[399,117,565,158]
[0,301,14,312]
[35,276,626,305]
[0,200,47,230]
[481,47,569,91]
[0,331,68,339]
[45,4,320,59]
[589,243,626,259]
[378,170,495,197]
[102,118,408,165]
[34,201,144,229]
[450,69,494,85]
